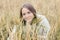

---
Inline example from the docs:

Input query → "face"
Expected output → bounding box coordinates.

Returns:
[22,8,34,23]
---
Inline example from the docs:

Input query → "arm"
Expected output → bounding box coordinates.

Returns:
[37,16,50,40]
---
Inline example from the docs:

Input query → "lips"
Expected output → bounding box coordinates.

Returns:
[25,17,31,20]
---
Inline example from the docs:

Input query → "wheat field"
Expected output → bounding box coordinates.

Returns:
[0,0,60,40]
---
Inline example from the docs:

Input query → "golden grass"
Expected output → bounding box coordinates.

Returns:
[0,0,60,40]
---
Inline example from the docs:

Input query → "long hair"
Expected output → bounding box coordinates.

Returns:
[20,3,37,25]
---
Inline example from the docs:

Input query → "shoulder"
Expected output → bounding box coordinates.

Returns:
[36,14,46,20]
[36,14,47,24]
[36,14,49,23]
[36,14,50,30]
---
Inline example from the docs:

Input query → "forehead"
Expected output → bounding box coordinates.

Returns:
[22,8,30,13]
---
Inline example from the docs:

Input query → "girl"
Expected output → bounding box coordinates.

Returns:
[20,3,50,40]
[8,3,50,40]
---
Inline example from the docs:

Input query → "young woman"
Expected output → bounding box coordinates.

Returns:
[7,3,50,40]
[20,3,50,40]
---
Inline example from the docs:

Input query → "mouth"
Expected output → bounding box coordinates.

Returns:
[26,17,31,20]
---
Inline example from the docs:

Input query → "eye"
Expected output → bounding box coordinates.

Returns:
[22,13,26,16]
[27,11,31,14]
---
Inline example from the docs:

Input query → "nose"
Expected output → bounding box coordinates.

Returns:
[25,14,29,18]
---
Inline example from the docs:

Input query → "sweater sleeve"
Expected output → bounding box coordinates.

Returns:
[36,15,50,40]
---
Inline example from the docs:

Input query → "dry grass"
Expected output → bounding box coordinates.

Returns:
[0,0,60,40]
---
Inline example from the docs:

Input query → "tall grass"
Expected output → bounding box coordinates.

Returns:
[0,0,60,40]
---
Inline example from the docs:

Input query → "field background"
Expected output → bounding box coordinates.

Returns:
[0,0,60,40]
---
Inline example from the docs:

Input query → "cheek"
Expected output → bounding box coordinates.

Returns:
[30,13,34,18]
[22,16,25,19]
